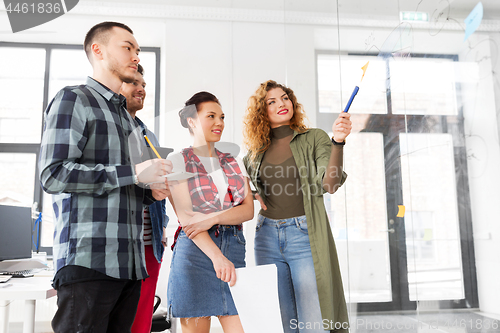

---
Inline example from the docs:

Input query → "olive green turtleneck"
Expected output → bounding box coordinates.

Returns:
[259,125,305,219]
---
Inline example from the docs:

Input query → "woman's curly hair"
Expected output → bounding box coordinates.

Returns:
[243,80,309,161]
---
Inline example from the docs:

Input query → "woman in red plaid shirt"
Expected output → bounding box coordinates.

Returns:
[166,92,254,333]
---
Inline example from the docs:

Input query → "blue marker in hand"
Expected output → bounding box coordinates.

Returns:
[343,62,369,113]
[343,86,359,113]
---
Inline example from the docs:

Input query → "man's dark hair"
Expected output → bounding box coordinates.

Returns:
[137,64,144,76]
[84,21,133,62]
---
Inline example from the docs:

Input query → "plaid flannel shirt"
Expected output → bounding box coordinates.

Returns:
[39,77,153,280]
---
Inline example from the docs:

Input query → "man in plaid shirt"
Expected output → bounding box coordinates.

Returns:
[39,21,171,332]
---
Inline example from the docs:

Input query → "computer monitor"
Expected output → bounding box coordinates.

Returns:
[0,204,32,261]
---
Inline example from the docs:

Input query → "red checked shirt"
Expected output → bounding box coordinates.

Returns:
[171,147,246,249]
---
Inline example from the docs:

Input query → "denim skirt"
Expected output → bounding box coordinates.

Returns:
[167,225,246,318]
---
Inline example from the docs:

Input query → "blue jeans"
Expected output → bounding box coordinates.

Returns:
[255,214,324,333]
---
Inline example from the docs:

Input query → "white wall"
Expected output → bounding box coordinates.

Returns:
[161,20,318,150]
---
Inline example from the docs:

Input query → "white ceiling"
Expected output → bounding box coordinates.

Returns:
[90,0,500,20]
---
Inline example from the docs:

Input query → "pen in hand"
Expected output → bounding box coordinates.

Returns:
[144,135,162,159]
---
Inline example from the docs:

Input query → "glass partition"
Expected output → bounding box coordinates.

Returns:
[401,133,464,301]
[318,50,475,310]
[2,0,499,331]
[161,0,499,330]
[327,132,392,303]
[310,0,497,328]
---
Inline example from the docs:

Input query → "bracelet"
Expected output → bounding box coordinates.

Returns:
[331,137,346,146]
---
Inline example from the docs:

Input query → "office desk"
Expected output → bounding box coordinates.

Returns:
[0,276,56,333]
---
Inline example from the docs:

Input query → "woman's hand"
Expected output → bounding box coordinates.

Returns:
[182,210,216,239]
[255,193,267,211]
[212,254,237,287]
[331,112,352,143]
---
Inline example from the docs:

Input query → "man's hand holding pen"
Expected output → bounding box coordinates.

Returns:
[135,159,173,200]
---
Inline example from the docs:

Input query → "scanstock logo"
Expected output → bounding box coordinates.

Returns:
[4,0,79,33]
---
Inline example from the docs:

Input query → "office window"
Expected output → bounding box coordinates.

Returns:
[401,133,464,301]
[0,48,45,144]
[49,49,92,98]
[0,153,37,207]
[317,53,458,116]
[131,51,157,132]
[317,51,474,310]
[317,54,387,114]
[391,58,457,115]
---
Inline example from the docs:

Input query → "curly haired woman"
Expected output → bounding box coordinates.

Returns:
[243,80,351,333]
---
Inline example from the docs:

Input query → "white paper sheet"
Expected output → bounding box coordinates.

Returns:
[229,264,283,333]
[163,171,196,181]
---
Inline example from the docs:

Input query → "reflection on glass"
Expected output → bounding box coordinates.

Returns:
[400,133,464,301]
[317,54,387,114]
[0,153,36,207]
[0,48,45,143]
[326,133,392,303]
[391,58,457,115]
